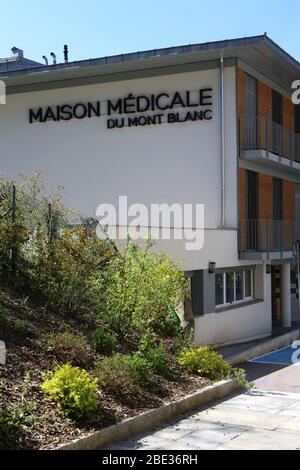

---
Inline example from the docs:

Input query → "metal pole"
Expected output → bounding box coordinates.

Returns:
[48,202,52,243]
[11,185,17,272]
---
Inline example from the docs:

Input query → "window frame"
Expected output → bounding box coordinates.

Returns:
[215,269,254,308]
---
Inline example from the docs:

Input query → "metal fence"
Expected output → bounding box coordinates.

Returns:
[240,116,300,162]
[239,218,295,252]
[0,184,58,271]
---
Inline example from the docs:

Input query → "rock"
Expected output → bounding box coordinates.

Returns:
[0,340,6,364]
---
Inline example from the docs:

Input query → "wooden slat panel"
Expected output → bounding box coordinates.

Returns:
[258,81,272,119]
[283,96,294,130]
[283,180,295,220]
[239,167,246,219]
[259,174,273,219]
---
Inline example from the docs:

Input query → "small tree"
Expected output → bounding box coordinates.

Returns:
[91,237,189,338]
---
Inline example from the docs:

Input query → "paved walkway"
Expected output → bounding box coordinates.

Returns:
[108,361,300,450]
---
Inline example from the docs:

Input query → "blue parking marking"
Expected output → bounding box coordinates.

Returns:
[250,345,300,365]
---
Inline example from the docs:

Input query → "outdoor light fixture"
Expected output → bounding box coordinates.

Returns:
[208,262,216,274]
[266,264,272,274]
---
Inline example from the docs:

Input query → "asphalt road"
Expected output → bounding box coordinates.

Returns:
[108,360,300,450]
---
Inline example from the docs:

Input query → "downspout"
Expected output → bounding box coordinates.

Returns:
[219,52,225,229]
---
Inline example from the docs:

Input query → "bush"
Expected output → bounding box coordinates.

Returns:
[29,226,113,314]
[138,330,170,377]
[13,319,29,336]
[42,364,98,420]
[177,346,232,381]
[0,305,7,329]
[46,330,91,366]
[0,175,114,313]
[91,237,189,338]
[150,306,182,337]
[95,353,150,399]
[91,326,117,355]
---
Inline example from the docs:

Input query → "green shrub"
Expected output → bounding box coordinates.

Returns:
[29,226,113,315]
[91,237,189,338]
[177,346,232,381]
[138,330,170,377]
[150,306,182,337]
[0,378,5,393]
[0,404,38,449]
[95,353,150,399]
[0,174,113,313]
[46,330,91,366]
[91,326,117,355]
[42,364,98,420]
[13,319,29,336]
[175,327,195,356]
[0,305,7,328]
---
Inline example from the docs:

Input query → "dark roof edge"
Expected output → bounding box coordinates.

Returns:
[0,34,299,80]
[264,35,300,69]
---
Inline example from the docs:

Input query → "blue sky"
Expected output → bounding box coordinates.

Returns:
[1,0,300,63]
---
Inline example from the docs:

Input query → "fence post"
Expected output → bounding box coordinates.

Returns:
[47,202,52,243]
[11,184,17,272]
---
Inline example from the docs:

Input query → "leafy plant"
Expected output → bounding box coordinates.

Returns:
[0,305,7,328]
[0,378,5,393]
[91,326,117,355]
[91,237,189,338]
[29,226,113,314]
[230,367,253,388]
[95,353,150,400]
[177,346,232,381]
[42,363,99,420]
[138,330,170,377]
[0,174,113,313]
[13,319,29,336]
[46,330,91,366]
[0,404,38,449]
[175,327,195,356]
[21,371,32,400]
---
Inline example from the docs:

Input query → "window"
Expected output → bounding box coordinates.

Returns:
[226,272,234,303]
[244,270,252,298]
[215,270,254,307]
[215,273,224,306]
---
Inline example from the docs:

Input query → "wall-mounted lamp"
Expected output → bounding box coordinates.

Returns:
[208,262,216,274]
[266,264,272,274]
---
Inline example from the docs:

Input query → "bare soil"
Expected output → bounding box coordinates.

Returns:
[0,288,211,450]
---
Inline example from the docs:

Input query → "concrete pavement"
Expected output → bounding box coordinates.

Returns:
[107,361,300,450]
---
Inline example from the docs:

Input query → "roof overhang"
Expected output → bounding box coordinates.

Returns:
[0,35,299,95]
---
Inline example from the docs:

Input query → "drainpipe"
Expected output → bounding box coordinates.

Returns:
[219,53,225,229]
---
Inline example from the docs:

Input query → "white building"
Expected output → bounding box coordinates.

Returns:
[0,35,300,346]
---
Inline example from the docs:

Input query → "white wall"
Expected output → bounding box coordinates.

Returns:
[194,264,273,346]
[0,66,238,271]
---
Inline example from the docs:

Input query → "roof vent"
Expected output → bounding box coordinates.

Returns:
[63,45,69,63]
[11,47,24,59]
[50,52,57,65]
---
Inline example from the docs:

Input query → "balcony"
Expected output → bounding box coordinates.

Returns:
[240,116,300,176]
[239,219,295,260]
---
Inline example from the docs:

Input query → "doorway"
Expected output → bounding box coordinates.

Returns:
[271,265,281,325]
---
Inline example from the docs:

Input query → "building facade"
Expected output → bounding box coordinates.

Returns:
[0,35,299,346]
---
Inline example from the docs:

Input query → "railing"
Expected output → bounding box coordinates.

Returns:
[239,219,295,252]
[240,116,300,163]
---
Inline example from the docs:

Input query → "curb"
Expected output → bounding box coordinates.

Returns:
[225,330,300,365]
[57,378,241,450]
